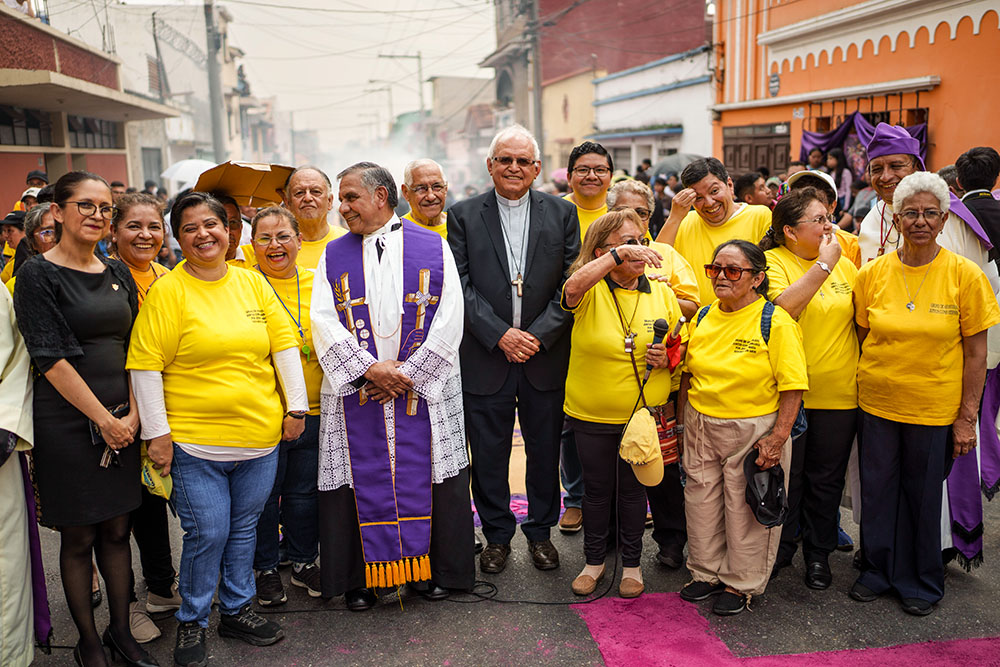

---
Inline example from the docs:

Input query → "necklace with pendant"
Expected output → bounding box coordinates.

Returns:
[791,250,825,299]
[898,248,939,312]
[261,268,311,360]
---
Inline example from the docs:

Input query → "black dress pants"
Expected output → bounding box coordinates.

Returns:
[776,408,857,566]
[318,467,476,598]
[465,365,563,544]
[130,486,176,599]
[857,410,950,603]
[571,418,646,568]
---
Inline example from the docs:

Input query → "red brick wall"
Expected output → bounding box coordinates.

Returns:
[0,14,56,71]
[0,152,46,214]
[78,154,128,184]
[56,41,119,90]
[539,0,708,82]
[0,14,119,89]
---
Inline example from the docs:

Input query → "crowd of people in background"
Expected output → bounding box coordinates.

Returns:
[1,124,1000,667]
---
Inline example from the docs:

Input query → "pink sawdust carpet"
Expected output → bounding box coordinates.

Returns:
[573,592,1000,666]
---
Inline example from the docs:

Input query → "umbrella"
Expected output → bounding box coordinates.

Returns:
[649,153,703,184]
[550,167,568,183]
[160,159,216,184]
[193,161,295,207]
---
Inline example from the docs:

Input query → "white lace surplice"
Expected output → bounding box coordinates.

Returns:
[310,217,468,491]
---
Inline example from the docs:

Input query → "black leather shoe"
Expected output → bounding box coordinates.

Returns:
[901,597,933,616]
[102,627,159,666]
[474,534,484,554]
[656,543,683,569]
[479,543,511,574]
[527,539,560,570]
[804,560,832,590]
[849,580,879,602]
[409,580,449,601]
[345,587,377,611]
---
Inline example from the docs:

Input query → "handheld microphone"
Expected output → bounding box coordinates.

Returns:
[642,318,671,382]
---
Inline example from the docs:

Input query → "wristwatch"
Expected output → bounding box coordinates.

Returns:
[610,248,624,265]
[816,261,832,275]
[285,411,308,420]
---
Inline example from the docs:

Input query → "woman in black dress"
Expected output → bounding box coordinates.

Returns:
[14,172,157,667]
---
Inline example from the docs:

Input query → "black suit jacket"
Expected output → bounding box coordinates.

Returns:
[447,189,581,395]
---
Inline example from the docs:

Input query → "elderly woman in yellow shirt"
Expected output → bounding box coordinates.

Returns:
[562,210,685,599]
[248,206,325,606]
[679,239,808,616]
[760,188,859,591]
[851,172,1000,616]
[127,192,308,666]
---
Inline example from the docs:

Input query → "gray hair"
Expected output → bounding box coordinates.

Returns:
[488,124,540,161]
[893,171,950,214]
[24,203,57,250]
[284,165,332,193]
[336,161,398,209]
[403,159,447,188]
[607,180,654,211]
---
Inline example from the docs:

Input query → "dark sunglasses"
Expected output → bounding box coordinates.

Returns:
[704,264,759,280]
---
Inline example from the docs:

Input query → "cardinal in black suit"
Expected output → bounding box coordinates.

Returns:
[447,125,580,574]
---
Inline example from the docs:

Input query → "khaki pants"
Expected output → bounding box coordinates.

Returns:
[683,404,791,596]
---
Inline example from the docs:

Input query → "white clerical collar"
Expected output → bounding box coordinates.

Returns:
[362,214,401,241]
[496,191,530,208]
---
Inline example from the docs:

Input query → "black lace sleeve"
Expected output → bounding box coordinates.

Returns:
[13,256,84,366]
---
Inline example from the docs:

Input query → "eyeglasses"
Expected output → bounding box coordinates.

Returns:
[611,205,652,221]
[411,183,447,195]
[601,237,648,249]
[898,209,943,222]
[65,201,116,220]
[36,229,56,239]
[492,156,537,168]
[572,166,611,177]
[704,264,758,280]
[253,233,297,246]
[797,214,833,225]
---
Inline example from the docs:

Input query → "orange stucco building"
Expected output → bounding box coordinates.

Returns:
[711,0,1000,175]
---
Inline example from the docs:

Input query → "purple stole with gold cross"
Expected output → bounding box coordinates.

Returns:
[325,219,443,588]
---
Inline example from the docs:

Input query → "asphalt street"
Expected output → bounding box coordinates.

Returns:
[28,494,1000,666]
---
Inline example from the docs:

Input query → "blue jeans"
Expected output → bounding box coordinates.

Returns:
[254,415,320,570]
[171,445,278,626]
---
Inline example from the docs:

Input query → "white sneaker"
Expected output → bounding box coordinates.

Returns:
[129,601,161,643]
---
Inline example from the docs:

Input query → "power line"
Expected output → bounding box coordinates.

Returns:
[220,0,485,15]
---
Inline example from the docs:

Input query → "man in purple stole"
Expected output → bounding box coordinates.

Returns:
[311,162,474,610]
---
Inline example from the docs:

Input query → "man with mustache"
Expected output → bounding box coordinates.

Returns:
[282,166,347,270]
[401,159,449,238]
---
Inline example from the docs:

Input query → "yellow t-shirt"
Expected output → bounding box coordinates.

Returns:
[686,297,809,419]
[128,261,169,307]
[562,275,686,423]
[673,204,772,305]
[765,246,859,410]
[254,267,322,415]
[127,266,299,447]
[402,211,447,239]
[5,276,14,295]
[227,243,257,271]
[853,248,1000,425]
[648,241,700,307]
[835,228,861,268]
[0,256,13,285]
[564,193,607,241]
[298,226,347,270]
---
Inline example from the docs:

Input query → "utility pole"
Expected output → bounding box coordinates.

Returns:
[365,84,394,136]
[289,110,296,165]
[528,0,544,160]
[378,52,426,152]
[203,0,226,161]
